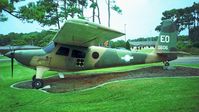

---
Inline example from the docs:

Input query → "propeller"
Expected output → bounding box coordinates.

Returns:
[10,51,15,78]
[3,45,40,78]
[6,46,15,78]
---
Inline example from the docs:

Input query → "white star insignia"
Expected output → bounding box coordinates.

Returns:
[121,55,134,62]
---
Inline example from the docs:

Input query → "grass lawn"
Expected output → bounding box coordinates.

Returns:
[0,56,9,59]
[0,58,199,112]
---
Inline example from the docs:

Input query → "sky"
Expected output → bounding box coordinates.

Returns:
[0,0,198,40]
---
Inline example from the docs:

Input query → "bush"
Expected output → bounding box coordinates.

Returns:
[193,42,199,48]
[177,40,192,50]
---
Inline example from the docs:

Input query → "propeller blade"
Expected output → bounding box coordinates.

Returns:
[5,46,15,78]
[11,57,14,78]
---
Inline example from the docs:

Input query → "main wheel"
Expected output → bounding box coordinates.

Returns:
[32,79,44,89]
[32,75,36,81]
[164,61,170,66]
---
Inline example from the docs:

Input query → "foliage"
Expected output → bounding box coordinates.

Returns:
[189,26,199,42]
[107,0,122,27]
[193,42,199,48]
[111,1,122,14]
[156,2,199,45]
[0,0,88,28]
[110,40,126,48]
[172,35,199,54]
[109,36,158,49]
[0,0,24,21]
[0,31,55,47]
[17,0,88,29]
[129,36,158,42]
[181,47,199,55]
[0,0,122,31]
[89,0,101,23]
[177,40,192,50]
[156,2,199,33]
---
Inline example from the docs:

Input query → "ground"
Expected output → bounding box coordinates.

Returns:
[0,56,199,112]
[13,66,199,93]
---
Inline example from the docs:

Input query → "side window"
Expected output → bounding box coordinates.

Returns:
[56,47,70,56]
[43,42,55,53]
[71,50,86,58]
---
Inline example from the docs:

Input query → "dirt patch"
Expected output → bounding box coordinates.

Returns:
[13,66,199,93]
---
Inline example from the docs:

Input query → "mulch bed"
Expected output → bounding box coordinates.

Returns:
[13,66,199,93]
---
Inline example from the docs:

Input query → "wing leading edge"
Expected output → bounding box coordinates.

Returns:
[53,19,125,47]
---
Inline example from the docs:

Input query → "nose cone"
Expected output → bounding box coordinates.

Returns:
[13,51,33,66]
[7,49,45,67]
[5,50,33,66]
[5,51,14,58]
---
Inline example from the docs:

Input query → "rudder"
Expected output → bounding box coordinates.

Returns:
[155,20,178,53]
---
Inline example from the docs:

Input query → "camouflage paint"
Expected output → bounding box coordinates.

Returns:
[155,20,178,53]
[2,19,178,76]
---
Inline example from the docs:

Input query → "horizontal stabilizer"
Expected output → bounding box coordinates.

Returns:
[156,51,190,55]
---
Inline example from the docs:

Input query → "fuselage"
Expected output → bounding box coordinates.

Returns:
[11,42,177,72]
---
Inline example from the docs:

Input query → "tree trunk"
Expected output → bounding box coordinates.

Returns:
[56,0,60,29]
[96,0,101,24]
[63,0,67,20]
[108,0,110,27]
[92,7,95,22]
[81,5,84,17]
[92,0,95,22]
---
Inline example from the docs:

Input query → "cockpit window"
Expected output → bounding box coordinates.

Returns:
[56,47,70,56]
[43,42,55,53]
[71,50,86,58]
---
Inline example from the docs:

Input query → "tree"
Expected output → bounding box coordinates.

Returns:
[96,0,101,24]
[1,0,123,32]
[0,31,56,46]
[107,0,110,27]
[106,0,122,27]
[17,0,88,29]
[89,0,101,24]
[90,0,97,22]
[110,40,126,48]
[0,0,24,22]
[156,2,199,33]
[156,2,199,43]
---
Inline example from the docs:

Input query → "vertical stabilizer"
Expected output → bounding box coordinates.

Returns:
[155,20,177,53]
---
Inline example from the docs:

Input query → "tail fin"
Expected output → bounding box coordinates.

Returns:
[155,20,177,53]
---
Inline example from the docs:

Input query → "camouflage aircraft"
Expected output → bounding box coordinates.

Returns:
[2,19,180,89]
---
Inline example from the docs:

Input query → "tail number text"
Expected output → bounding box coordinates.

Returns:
[160,35,170,43]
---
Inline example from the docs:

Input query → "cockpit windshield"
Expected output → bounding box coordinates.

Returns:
[43,42,55,53]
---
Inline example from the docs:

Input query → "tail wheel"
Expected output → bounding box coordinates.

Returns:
[32,79,44,89]
[164,61,170,66]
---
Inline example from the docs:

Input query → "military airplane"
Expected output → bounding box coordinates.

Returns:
[1,19,180,89]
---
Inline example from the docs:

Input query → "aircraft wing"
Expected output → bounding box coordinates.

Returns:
[53,19,125,47]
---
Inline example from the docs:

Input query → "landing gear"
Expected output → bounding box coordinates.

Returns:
[163,61,175,70]
[32,66,49,89]
[32,75,36,81]
[163,61,170,70]
[164,61,170,66]
[32,75,43,89]
[32,79,44,89]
